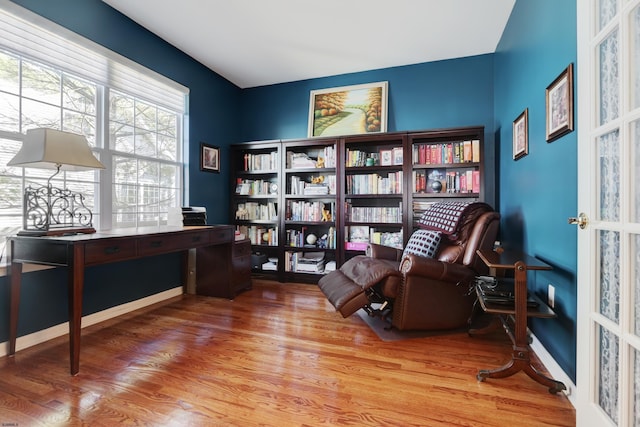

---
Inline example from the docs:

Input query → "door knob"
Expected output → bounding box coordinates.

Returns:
[568,212,589,229]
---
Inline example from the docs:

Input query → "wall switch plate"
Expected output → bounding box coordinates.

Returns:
[548,284,555,308]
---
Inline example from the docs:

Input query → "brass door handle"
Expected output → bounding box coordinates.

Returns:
[568,212,589,229]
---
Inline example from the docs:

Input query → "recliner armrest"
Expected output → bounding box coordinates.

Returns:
[367,243,403,261]
[400,253,476,284]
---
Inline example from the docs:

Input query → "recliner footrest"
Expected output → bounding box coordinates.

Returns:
[317,255,402,318]
[318,270,372,317]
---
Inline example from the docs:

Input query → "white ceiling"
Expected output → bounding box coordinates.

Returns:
[102,0,515,89]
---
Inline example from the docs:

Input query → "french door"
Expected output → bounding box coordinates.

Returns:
[576,0,640,425]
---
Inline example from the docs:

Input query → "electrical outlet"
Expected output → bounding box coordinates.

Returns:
[548,284,555,308]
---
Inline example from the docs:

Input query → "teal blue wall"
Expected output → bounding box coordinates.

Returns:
[240,55,495,141]
[494,0,577,381]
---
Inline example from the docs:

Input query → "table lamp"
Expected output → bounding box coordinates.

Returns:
[7,128,105,236]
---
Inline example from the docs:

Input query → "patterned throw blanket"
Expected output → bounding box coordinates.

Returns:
[417,201,489,236]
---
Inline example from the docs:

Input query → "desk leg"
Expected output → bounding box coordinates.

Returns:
[477,261,566,394]
[68,244,85,376]
[8,246,22,356]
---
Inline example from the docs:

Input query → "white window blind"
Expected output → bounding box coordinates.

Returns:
[0,0,188,111]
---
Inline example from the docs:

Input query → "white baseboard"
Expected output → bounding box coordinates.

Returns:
[530,333,576,408]
[0,286,183,358]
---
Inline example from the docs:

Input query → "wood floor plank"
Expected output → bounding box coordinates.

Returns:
[0,279,575,426]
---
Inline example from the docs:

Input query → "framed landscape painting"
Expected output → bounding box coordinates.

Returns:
[308,81,388,137]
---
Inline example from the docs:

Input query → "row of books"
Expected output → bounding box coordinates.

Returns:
[346,149,373,167]
[236,225,278,246]
[345,147,403,167]
[235,178,277,196]
[285,201,334,222]
[412,140,480,165]
[243,151,278,172]
[320,145,337,168]
[346,171,403,195]
[235,202,277,221]
[413,169,480,193]
[345,203,402,223]
[289,175,336,195]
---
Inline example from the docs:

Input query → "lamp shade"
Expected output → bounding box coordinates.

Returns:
[7,128,105,171]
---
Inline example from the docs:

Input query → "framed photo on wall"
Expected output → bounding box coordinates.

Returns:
[308,81,388,137]
[545,63,574,142]
[513,108,529,160]
[200,143,220,173]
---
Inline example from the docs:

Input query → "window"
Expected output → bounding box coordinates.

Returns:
[109,90,181,228]
[0,3,188,261]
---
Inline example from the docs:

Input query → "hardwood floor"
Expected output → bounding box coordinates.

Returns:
[0,279,575,426]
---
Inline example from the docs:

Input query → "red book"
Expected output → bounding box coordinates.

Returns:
[459,173,467,193]
[472,170,480,193]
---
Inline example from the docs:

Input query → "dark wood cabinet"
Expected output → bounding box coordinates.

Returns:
[231,238,252,295]
[196,238,251,299]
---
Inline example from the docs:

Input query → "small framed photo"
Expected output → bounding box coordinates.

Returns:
[380,149,392,166]
[513,108,529,160]
[392,147,403,165]
[200,143,220,173]
[546,63,574,142]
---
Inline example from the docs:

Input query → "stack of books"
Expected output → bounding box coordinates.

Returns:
[303,183,329,195]
[295,252,325,273]
[289,153,317,169]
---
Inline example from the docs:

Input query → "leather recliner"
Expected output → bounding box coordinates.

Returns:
[318,203,500,331]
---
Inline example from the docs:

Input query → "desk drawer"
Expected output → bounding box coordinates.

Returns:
[138,230,211,256]
[209,227,233,245]
[84,238,137,265]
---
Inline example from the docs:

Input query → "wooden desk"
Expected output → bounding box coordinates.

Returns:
[7,225,233,375]
[474,249,566,393]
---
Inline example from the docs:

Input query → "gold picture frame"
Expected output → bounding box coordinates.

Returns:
[308,81,388,137]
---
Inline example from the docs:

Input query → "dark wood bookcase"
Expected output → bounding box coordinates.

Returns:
[229,126,486,282]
